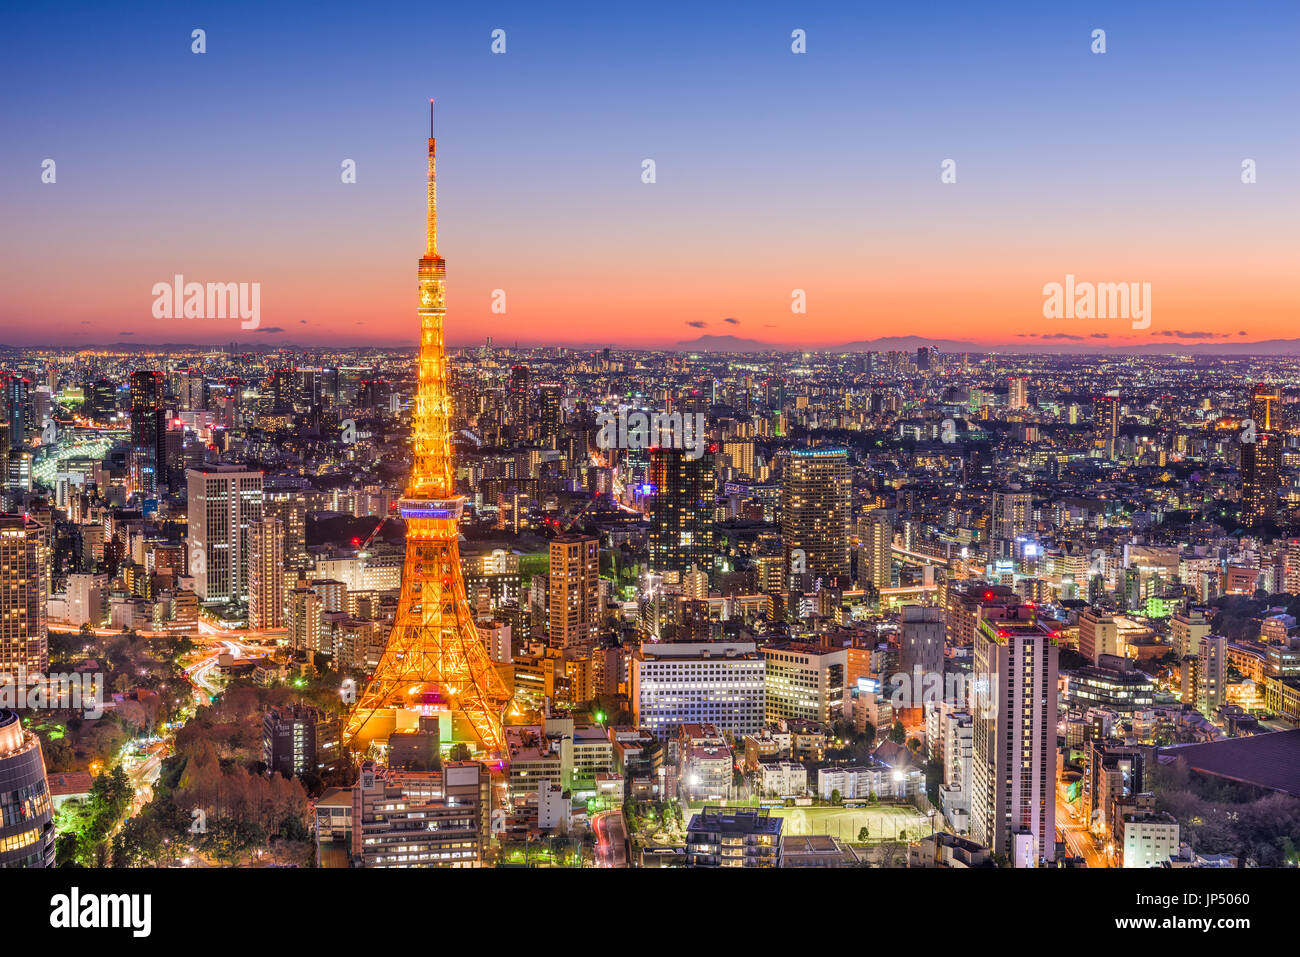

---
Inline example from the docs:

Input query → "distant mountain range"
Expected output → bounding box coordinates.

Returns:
[675,334,1300,356]
[7,335,1300,356]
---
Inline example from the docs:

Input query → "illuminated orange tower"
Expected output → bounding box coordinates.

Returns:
[343,102,511,753]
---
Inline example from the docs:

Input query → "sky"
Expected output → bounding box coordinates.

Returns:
[1,1,1297,350]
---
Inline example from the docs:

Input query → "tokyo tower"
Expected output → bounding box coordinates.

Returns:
[343,102,512,754]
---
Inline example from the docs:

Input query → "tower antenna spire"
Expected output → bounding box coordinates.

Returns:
[425,98,438,257]
[344,104,509,755]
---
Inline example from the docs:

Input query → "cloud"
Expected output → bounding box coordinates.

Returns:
[685,320,707,328]
[1155,330,1218,339]
[299,319,307,324]
[722,317,740,325]
[253,326,285,334]
[1040,333,1084,340]
[1090,333,1109,339]
[118,331,135,335]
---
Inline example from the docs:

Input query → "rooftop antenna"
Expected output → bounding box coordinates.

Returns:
[429,97,434,137]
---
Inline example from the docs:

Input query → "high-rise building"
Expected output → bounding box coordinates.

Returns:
[186,465,264,604]
[288,578,322,656]
[991,489,1032,542]
[1008,376,1028,410]
[721,439,755,478]
[971,611,1058,865]
[1078,608,1119,664]
[3,375,31,449]
[264,493,308,570]
[1285,541,1300,596]
[0,710,56,867]
[0,515,48,679]
[343,107,512,754]
[761,642,865,725]
[129,370,166,496]
[1170,609,1211,658]
[178,371,205,411]
[1242,390,1282,527]
[855,511,892,591]
[1094,396,1119,459]
[350,759,490,867]
[263,704,339,778]
[1188,635,1227,717]
[782,447,851,587]
[248,516,285,630]
[84,376,117,424]
[507,365,530,439]
[270,366,294,414]
[537,381,562,447]
[900,605,945,680]
[630,641,765,741]
[1249,383,1283,431]
[940,710,974,832]
[648,446,716,579]
[547,534,599,648]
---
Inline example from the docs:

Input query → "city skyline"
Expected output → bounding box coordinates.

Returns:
[3,2,1299,926]
[3,1,1298,349]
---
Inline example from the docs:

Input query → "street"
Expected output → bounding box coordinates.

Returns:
[1056,794,1109,868]
[592,810,629,868]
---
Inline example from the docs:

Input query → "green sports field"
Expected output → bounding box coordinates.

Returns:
[692,802,927,844]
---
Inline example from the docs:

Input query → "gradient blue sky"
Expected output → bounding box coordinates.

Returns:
[2,1,1297,348]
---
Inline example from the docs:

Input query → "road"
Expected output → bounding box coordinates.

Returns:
[123,739,169,816]
[183,628,281,701]
[592,810,629,868]
[1056,795,1109,868]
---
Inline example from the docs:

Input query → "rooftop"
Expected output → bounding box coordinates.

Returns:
[1161,729,1300,797]
[688,806,783,836]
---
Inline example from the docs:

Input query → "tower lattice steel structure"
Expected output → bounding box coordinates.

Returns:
[343,103,511,753]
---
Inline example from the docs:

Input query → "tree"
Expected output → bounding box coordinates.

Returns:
[857,826,870,843]
[830,789,842,805]
[890,720,906,745]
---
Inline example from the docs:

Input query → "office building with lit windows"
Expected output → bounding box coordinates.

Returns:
[782,447,851,587]
[186,465,263,604]
[970,610,1058,865]
[0,514,48,679]
[263,703,339,778]
[648,446,716,579]
[686,806,782,868]
[248,516,285,630]
[0,709,55,868]
[1093,395,1119,459]
[855,511,892,591]
[350,760,489,867]
[761,641,866,725]
[129,370,166,496]
[630,641,764,742]
[1243,432,1282,527]
[548,534,599,648]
